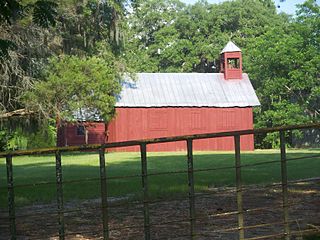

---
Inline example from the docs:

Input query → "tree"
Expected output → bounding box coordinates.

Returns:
[0,0,58,58]
[0,0,130,150]
[245,0,319,147]
[56,0,128,55]
[125,0,285,73]
[124,0,186,72]
[0,0,58,114]
[23,51,123,145]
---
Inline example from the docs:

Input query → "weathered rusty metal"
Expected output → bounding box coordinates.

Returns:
[187,139,196,239]
[55,151,65,240]
[234,135,244,240]
[140,143,150,240]
[1,122,320,157]
[1,123,320,240]
[280,131,290,240]
[99,148,109,240]
[6,155,16,240]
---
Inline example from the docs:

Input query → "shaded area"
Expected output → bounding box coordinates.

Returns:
[0,150,320,239]
[0,179,319,239]
[0,151,320,208]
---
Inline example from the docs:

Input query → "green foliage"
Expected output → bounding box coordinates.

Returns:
[246,0,320,146]
[0,0,57,27]
[23,53,122,122]
[0,121,56,150]
[5,129,28,150]
[25,119,56,148]
[0,39,17,59]
[55,0,128,55]
[125,0,284,73]
[0,0,130,150]
[124,0,320,148]
[0,0,22,24]
[1,0,319,150]
[29,0,58,28]
[0,0,57,58]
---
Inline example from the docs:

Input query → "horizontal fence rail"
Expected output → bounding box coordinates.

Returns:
[1,122,320,240]
[1,122,320,157]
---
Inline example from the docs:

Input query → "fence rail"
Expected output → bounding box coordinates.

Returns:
[1,122,320,240]
[1,122,320,157]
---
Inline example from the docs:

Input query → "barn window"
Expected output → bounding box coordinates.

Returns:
[218,110,236,130]
[76,125,85,136]
[227,58,240,69]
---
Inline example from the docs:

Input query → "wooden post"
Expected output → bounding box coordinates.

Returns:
[55,151,65,240]
[6,155,16,240]
[280,131,290,240]
[187,139,196,239]
[85,128,88,145]
[99,148,109,240]
[234,135,244,240]
[140,143,150,240]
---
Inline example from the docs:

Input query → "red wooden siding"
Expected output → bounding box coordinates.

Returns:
[59,122,106,146]
[107,107,254,151]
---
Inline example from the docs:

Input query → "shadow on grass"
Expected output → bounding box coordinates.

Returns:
[0,151,319,208]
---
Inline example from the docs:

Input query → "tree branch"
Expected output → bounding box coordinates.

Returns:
[0,109,34,119]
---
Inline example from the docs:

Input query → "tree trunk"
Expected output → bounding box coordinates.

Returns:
[104,121,109,144]
[56,114,61,147]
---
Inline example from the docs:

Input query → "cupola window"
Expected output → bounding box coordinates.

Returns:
[227,58,240,69]
[220,41,242,79]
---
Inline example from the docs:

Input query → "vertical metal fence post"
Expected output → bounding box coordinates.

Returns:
[140,143,150,240]
[55,151,65,240]
[234,135,244,240]
[99,148,109,240]
[187,139,196,239]
[280,131,290,240]
[6,155,16,240]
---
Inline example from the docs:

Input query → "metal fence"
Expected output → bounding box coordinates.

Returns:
[1,123,320,240]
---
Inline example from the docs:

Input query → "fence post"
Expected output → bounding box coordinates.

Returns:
[55,151,65,240]
[140,143,150,240]
[6,155,16,240]
[99,148,109,240]
[234,135,244,240]
[187,139,196,239]
[280,131,290,240]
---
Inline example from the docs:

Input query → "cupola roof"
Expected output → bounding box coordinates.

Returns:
[220,41,241,54]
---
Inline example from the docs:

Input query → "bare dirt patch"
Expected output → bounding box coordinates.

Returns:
[1,179,319,240]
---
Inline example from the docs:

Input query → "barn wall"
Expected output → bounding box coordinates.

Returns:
[58,122,106,146]
[107,107,254,151]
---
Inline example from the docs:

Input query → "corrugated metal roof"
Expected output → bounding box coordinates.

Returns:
[116,73,260,107]
[220,41,241,54]
[73,108,102,121]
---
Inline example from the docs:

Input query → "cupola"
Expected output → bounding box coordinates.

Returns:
[220,41,242,80]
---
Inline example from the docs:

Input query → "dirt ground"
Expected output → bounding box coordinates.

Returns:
[0,178,319,240]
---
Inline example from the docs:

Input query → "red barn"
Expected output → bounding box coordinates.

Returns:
[58,41,260,151]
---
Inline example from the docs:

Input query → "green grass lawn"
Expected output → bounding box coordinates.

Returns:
[0,149,319,208]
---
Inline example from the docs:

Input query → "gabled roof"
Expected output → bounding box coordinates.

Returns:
[220,41,242,54]
[116,73,260,108]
